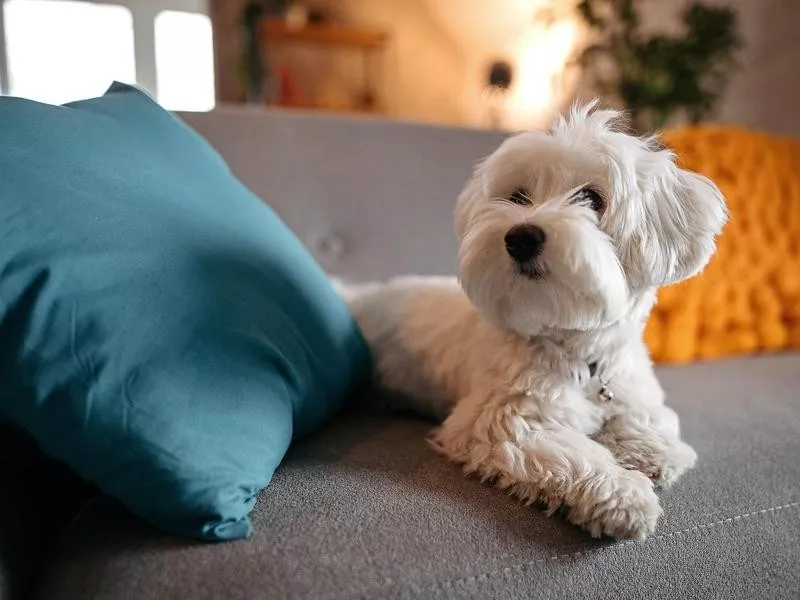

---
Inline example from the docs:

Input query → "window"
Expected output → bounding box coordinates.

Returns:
[0,0,215,110]
[155,10,214,111]
[3,0,135,105]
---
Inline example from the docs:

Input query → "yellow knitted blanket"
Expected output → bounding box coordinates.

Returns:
[645,125,800,363]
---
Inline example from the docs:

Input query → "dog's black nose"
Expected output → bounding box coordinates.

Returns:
[504,224,546,263]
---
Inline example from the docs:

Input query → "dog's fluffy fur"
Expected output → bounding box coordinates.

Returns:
[339,103,728,540]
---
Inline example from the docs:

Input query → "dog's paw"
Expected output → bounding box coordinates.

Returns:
[596,421,698,488]
[613,438,697,488]
[649,439,697,487]
[569,469,662,540]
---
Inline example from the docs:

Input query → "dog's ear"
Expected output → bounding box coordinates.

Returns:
[627,161,728,287]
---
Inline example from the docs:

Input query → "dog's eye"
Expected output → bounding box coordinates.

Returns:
[573,187,605,213]
[508,187,531,206]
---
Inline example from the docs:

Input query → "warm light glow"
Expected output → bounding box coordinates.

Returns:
[504,19,579,130]
[3,0,136,104]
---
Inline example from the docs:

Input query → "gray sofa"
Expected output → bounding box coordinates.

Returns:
[2,109,798,600]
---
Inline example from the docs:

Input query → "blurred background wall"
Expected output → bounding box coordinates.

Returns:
[1,0,798,136]
[211,0,800,135]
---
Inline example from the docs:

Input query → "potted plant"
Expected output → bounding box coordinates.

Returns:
[574,0,742,132]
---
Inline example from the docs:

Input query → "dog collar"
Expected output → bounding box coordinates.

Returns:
[588,361,614,403]
[523,361,614,403]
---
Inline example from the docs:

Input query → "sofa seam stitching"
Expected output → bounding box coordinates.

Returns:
[413,500,800,594]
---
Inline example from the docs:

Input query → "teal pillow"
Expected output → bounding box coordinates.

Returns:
[0,83,369,540]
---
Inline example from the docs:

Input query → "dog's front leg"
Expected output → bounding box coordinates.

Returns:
[595,352,697,487]
[430,392,662,540]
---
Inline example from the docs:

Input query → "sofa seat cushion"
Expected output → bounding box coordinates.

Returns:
[38,354,800,600]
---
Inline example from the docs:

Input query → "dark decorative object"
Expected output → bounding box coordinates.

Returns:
[485,60,514,129]
[574,0,742,132]
[240,1,289,103]
[488,60,514,91]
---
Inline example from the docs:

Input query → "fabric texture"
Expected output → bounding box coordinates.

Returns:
[38,354,800,600]
[0,83,369,541]
[647,126,800,363]
[178,110,506,283]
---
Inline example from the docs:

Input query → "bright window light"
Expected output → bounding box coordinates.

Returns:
[155,10,215,111]
[3,0,136,105]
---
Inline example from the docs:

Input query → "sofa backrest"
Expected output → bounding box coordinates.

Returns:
[180,108,506,281]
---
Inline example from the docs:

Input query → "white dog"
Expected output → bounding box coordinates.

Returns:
[339,103,727,540]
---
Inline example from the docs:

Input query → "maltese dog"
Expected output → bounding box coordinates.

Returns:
[339,103,727,540]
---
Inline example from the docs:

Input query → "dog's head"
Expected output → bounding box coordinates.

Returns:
[455,102,728,335]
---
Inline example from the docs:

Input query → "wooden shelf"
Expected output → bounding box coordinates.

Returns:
[261,19,389,50]
[256,18,388,115]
